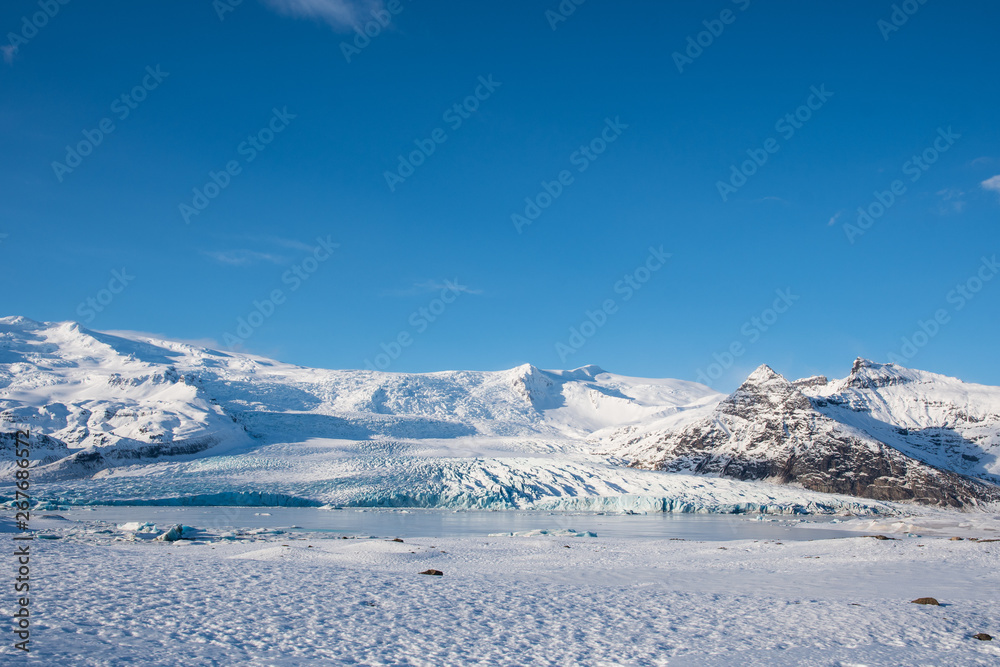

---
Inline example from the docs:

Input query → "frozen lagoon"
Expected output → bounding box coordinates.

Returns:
[59,506,867,541]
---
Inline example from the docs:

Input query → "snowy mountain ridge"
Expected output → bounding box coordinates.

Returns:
[1,316,998,512]
[604,359,1000,507]
[0,317,714,447]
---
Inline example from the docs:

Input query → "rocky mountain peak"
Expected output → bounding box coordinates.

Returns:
[743,364,782,386]
[851,357,876,374]
[617,358,1000,507]
[846,358,913,390]
[722,364,812,417]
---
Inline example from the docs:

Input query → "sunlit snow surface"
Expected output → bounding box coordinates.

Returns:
[2,512,999,666]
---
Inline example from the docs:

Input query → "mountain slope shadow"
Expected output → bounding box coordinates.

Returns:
[235,411,478,443]
[809,402,1000,484]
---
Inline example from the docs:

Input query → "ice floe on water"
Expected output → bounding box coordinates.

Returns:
[488,528,597,538]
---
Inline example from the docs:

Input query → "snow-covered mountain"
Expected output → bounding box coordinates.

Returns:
[1,316,997,512]
[0,316,714,456]
[604,360,1000,508]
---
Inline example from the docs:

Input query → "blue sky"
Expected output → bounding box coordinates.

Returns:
[2,0,999,390]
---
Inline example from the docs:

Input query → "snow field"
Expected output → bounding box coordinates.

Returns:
[6,519,999,666]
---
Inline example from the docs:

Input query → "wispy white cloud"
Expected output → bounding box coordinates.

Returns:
[936,188,966,214]
[213,234,317,253]
[982,175,1000,196]
[387,280,483,297]
[261,0,383,31]
[262,236,316,252]
[753,196,789,205]
[202,249,287,266]
[2,45,17,65]
[827,210,843,226]
[970,156,993,167]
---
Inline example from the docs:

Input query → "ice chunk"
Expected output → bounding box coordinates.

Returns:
[489,528,597,538]
[155,524,199,542]
[118,521,158,533]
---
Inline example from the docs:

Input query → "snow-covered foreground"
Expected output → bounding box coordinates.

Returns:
[5,514,999,666]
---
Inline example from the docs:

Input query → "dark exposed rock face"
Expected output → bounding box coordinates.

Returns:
[791,375,828,390]
[625,365,1000,508]
[845,357,915,390]
[34,434,225,481]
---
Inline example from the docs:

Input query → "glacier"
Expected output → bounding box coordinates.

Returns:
[1,316,997,515]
